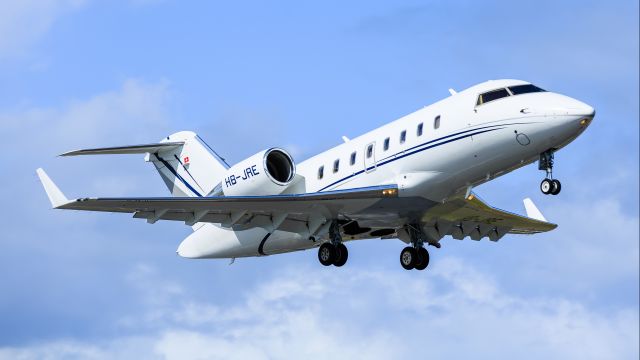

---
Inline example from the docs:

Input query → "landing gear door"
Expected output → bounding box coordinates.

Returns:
[364,142,376,173]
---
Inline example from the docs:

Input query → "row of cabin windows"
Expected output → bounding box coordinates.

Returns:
[317,115,441,180]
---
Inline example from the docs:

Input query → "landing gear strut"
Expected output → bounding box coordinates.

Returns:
[317,220,348,267]
[399,224,430,271]
[539,150,561,195]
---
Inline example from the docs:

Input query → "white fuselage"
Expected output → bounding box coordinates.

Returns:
[177,79,594,259]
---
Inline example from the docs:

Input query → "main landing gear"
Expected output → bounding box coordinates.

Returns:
[399,224,430,271]
[539,150,561,195]
[317,221,348,267]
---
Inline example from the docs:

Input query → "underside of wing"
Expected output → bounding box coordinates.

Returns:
[54,183,402,234]
[418,193,557,243]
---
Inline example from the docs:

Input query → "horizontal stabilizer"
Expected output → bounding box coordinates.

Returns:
[60,142,184,156]
[523,198,547,222]
[36,168,69,208]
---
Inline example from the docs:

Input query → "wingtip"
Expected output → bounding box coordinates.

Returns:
[36,168,69,208]
[58,150,81,157]
[523,198,547,222]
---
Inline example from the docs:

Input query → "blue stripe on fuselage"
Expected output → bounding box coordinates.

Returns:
[317,124,513,192]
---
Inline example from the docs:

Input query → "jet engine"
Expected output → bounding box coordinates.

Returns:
[221,148,296,196]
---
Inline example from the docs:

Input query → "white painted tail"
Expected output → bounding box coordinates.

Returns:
[60,131,229,197]
[147,131,228,197]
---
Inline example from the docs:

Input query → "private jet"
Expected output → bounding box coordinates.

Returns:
[37,79,595,270]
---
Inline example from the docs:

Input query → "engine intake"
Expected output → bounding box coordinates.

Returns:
[221,148,296,196]
[265,149,295,185]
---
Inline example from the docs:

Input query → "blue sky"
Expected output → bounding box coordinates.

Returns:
[0,0,638,358]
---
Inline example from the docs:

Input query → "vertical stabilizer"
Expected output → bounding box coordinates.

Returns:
[147,131,228,197]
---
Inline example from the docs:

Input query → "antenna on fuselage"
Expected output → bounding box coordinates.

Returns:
[448,88,457,96]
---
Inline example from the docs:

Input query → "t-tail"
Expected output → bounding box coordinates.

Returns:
[61,131,229,197]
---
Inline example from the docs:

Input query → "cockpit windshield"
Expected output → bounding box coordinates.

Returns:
[508,84,546,95]
[476,83,547,106]
[476,88,510,106]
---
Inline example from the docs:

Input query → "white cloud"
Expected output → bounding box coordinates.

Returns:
[1,259,636,360]
[0,78,173,199]
[0,0,86,59]
[1,78,172,144]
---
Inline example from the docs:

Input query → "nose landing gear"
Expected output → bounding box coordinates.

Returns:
[539,150,561,195]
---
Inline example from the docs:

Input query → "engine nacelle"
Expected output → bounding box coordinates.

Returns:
[221,148,295,196]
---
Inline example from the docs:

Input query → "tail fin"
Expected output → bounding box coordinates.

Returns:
[61,131,229,197]
[147,131,229,197]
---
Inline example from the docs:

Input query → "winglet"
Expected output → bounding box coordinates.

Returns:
[36,168,69,208]
[523,198,547,222]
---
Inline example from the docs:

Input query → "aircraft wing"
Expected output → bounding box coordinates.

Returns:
[37,168,555,241]
[417,193,556,242]
[37,168,399,234]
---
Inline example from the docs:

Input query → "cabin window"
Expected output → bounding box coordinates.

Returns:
[417,123,423,137]
[434,115,441,129]
[318,166,324,179]
[350,151,356,165]
[508,84,546,95]
[333,159,340,173]
[400,130,406,144]
[366,144,373,158]
[477,88,510,105]
[383,137,390,151]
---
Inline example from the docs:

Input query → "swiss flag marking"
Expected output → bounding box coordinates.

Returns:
[183,156,190,164]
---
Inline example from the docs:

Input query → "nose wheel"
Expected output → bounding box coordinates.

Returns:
[539,150,562,195]
[540,178,561,195]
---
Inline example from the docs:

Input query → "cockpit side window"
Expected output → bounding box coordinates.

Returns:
[508,84,546,95]
[477,88,510,106]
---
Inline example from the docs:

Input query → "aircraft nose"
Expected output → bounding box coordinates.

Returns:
[563,98,595,118]
[571,103,595,117]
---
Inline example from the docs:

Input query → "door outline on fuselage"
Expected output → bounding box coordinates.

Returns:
[364,141,376,173]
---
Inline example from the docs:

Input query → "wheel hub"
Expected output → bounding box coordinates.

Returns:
[402,252,412,265]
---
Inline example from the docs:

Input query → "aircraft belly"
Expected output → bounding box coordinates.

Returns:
[260,231,315,255]
[177,223,315,259]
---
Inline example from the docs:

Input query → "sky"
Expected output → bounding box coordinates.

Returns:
[0,0,638,358]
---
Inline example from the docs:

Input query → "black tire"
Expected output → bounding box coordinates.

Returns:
[540,179,553,195]
[333,243,348,267]
[318,243,335,266]
[551,179,562,195]
[414,247,430,270]
[400,247,417,270]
